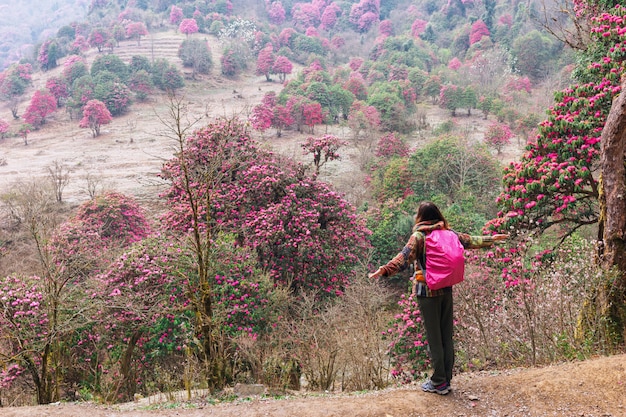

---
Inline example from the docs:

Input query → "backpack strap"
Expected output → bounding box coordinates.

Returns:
[412,230,427,276]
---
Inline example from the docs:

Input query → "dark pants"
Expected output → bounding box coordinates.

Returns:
[418,291,454,385]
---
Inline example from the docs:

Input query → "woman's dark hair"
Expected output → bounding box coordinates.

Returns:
[415,201,448,228]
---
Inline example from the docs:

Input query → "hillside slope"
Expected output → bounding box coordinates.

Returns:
[1,354,624,416]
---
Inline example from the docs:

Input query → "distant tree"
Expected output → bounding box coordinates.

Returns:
[512,30,555,81]
[320,2,342,31]
[272,55,293,82]
[411,18,428,37]
[0,119,9,139]
[256,44,275,81]
[0,63,32,119]
[169,5,183,26]
[18,123,32,145]
[79,99,112,137]
[62,55,88,86]
[301,134,346,176]
[129,55,152,74]
[461,86,478,116]
[179,18,199,37]
[469,20,490,45]
[70,35,90,54]
[272,104,294,137]
[151,59,184,91]
[379,19,394,36]
[178,39,213,78]
[439,84,462,116]
[448,57,462,70]
[250,91,276,132]
[112,24,126,46]
[128,70,153,101]
[349,0,380,32]
[267,1,286,25]
[94,76,132,116]
[484,122,512,154]
[375,132,410,158]
[24,90,57,127]
[45,77,69,107]
[91,54,129,82]
[302,102,324,133]
[125,21,148,46]
[89,28,110,52]
[37,40,60,71]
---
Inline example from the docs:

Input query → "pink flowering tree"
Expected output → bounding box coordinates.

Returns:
[302,101,324,133]
[349,0,380,32]
[79,99,113,137]
[45,77,69,107]
[0,119,9,139]
[267,1,286,25]
[125,21,148,46]
[487,4,626,243]
[411,18,427,37]
[320,2,342,31]
[470,20,490,45]
[250,91,276,132]
[255,43,275,81]
[179,18,199,37]
[89,28,110,52]
[160,117,370,296]
[24,90,57,127]
[484,122,512,155]
[169,5,183,26]
[301,134,347,176]
[272,55,293,82]
[375,132,410,158]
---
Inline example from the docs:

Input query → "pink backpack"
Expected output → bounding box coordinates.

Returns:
[415,229,465,290]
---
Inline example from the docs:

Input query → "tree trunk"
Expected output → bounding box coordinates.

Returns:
[117,331,142,402]
[598,76,626,344]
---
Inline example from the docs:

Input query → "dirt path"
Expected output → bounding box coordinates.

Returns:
[1,354,624,417]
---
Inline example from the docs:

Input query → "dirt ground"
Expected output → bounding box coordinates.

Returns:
[0,354,624,417]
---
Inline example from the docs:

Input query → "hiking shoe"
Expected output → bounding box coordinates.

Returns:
[421,380,450,395]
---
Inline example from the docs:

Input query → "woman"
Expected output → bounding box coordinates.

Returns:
[369,201,507,395]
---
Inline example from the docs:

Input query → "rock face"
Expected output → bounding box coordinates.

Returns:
[233,383,266,397]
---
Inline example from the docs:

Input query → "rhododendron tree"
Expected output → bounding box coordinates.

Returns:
[89,28,110,52]
[302,101,324,133]
[0,63,32,118]
[125,21,148,46]
[320,2,341,31]
[272,55,293,82]
[301,134,347,176]
[411,18,427,37]
[349,0,380,32]
[292,2,322,29]
[24,90,57,127]
[179,18,199,37]
[250,92,275,132]
[484,122,512,155]
[45,77,69,107]
[0,119,8,138]
[448,57,462,70]
[488,5,626,240]
[469,20,490,45]
[79,99,112,137]
[160,116,370,297]
[255,43,275,81]
[169,5,183,26]
[375,132,410,158]
[267,1,286,25]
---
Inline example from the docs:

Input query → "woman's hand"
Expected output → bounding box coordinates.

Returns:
[369,267,383,279]
[492,234,509,242]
